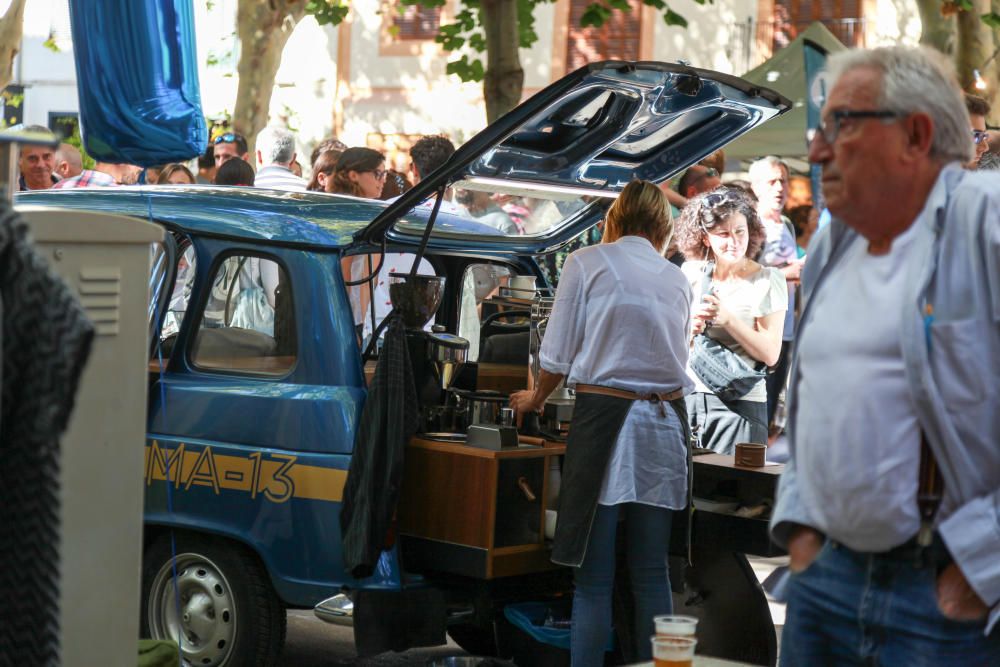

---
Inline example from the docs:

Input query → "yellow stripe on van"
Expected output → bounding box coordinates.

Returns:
[144,441,347,504]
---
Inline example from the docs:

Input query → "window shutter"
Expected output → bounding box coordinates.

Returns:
[393,4,442,41]
[566,0,642,73]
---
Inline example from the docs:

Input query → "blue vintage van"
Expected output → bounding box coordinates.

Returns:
[21,61,787,667]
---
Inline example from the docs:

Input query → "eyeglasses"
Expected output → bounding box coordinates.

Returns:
[213,132,244,145]
[807,109,900,146]
[972,129,989,145]
[370,169,386,180]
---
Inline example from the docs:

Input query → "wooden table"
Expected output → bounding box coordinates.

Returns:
[398,435,565,579]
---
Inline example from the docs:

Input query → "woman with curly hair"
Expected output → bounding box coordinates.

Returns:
[675,186,786,452]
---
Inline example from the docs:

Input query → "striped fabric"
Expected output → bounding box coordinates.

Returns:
[254,165,307,192]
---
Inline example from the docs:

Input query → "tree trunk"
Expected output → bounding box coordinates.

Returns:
[0,0,27,92]
[955,0,997,108]
[915,0,955,54]
[233,0,307,156]
[480,0,524,123]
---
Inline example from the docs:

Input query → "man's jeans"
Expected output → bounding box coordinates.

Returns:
[782,538,1000,666]
[571,503,673,667]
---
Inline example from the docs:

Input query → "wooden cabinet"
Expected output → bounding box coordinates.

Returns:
[398,437,565,579]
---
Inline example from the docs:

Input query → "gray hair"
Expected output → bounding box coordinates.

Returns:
[748,155,788,183]
[255,125,297,165]
[55,142,82,170]
[825,46,973,164]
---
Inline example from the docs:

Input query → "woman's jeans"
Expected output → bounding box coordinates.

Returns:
[782,538,1000,666]
[571,502,673,667]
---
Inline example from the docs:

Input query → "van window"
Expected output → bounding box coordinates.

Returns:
[192,254,297,375]
[344,253,438,346]
[161,244,196,340]
[457,263,518,362]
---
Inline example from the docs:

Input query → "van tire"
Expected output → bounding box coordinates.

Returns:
[141,532,286,667]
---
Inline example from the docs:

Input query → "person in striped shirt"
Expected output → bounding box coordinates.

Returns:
[253,126,307,192]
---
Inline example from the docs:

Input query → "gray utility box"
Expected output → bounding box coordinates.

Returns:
[21,206,163,667]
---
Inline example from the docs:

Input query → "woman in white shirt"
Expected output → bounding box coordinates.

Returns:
[509,180,693,667]
[675,187,787,452]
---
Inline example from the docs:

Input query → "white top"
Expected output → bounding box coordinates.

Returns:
[539,236,693,509]
[681,261,787,402]
[759,216,797,340]
[254,165,307,192]
[794,222,921,551]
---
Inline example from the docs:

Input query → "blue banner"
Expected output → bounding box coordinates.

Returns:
[68,0,207,167]
[803,39,828,212]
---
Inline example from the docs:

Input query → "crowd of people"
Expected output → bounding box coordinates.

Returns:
[512,44,999,666]
[13,44,1000,664]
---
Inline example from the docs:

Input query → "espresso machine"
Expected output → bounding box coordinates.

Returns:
[388,273,470,433]
[529,294,575,439]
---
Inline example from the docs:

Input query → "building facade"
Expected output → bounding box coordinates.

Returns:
[6,0,919,170]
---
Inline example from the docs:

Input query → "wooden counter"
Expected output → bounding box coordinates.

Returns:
[398,436,565,579]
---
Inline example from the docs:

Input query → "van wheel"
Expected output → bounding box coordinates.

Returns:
[141,532,286,667]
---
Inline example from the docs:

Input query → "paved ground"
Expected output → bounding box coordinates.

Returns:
[278,610,468,666]
[278,558,788,665]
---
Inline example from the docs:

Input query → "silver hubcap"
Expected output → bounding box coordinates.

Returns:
[148,552,237,667]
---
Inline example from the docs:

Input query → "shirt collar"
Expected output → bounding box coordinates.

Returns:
[614,235,657,252]
[918,162,963,233]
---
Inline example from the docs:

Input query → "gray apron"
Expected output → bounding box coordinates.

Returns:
[551,392,691,568]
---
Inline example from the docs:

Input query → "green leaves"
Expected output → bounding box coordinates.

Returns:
[447,55,486,82]
[577,1,692,30]
[662,8,687,26]
[982,12,1000,29]
[42,36,59,53]
[580,2,612,28]
[305,0,350,26]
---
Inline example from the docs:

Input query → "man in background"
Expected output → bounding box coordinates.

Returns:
[749,155,802,428]
[52,161,141,188]
[18,125,58,191]
[676,164,721,200]
[213,132,250,169]
[253,126,306,191]
[965,93,990,169]
[54,143,83,180]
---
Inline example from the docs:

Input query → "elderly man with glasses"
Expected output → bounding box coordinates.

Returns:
[772,46,1000,664]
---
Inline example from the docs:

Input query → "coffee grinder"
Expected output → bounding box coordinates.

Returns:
[388,272,469,433]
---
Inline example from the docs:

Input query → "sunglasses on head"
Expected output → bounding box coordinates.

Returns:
[213,132,243,145]
[704,189,743,207]
[972,129,989,145]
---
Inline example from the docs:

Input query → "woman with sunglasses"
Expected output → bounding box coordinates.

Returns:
[329,147,386,199]
[674,187,787,452]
